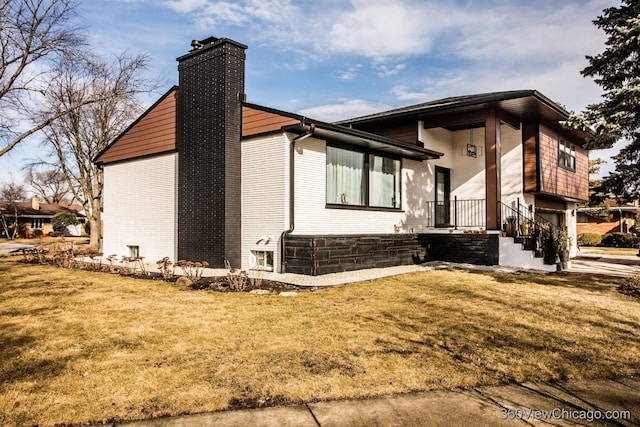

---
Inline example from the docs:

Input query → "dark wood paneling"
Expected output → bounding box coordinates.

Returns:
[538,127,588,201]
[97,90,177,164]
[359,123,417,144]
[522,123,539,192]
[485,109,501,230]
[242,106,298,137]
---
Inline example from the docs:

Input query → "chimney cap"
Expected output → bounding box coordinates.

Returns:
[177,37,248,61]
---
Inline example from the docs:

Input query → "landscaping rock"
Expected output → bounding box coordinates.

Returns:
[279,291,298,297]
[250,289,270,295]
[176,276,193,287]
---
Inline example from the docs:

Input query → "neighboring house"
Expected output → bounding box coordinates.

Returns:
[95,36,590,275]
[577,200,639,235]
[0,196,85,237]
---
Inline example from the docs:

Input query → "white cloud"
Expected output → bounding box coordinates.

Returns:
[374,63,406,78]
[164,0,210,13]
[336,64,362,80]
[324,0,458,61]
[297,99,392,122]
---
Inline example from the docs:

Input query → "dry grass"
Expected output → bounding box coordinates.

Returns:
[1,257,639,426]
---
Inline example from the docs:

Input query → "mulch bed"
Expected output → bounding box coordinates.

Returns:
[617,283,640,299]
[187,276,301,293]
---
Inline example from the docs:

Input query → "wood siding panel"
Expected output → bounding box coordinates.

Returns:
[360,123,417,144]
[538,125,588,201]
[97,90,177,164]
[522,123,538,192]
[242,106,298,137]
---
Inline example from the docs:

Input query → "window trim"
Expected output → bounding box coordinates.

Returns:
[558,139,576,172]
[251,250,274,271]
[127,245,140,258]
[325,141,403,211]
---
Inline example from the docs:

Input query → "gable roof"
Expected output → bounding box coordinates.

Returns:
[94,87,178,165]
[0,201,85,218]
[100,89,588,165]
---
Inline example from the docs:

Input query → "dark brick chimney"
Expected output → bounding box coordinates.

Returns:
[176,37,247,267]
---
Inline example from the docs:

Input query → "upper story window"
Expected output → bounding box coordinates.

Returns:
[558,139,576,171]
[326,144,401,210]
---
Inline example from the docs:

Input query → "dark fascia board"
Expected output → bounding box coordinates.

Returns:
[94,86,178,165]
[244,102,442,160]
[283,122,443,161]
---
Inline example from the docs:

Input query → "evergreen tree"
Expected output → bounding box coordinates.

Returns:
[580,0,640,202]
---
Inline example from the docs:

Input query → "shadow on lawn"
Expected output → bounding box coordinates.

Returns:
[478,271,626,294]
[0,324,72,384]
[359,277,640,384]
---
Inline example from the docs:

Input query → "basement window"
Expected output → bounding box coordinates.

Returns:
[251,250,273,271]
[127,245,139,258]
[558,139,576,171]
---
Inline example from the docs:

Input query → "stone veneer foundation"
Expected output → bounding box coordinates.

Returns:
[284,233,499,276]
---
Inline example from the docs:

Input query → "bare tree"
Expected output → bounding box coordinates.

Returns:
[0,0,91,157]
[0,181,27,201]
[37,52,156,246]
[0,181,26,240]
[26,167,72,204]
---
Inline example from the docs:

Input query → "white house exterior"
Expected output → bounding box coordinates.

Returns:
[95,36,590,275]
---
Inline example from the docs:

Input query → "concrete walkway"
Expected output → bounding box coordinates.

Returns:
[118,375,640,426]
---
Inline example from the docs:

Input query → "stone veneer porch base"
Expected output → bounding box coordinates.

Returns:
[284,233,499,276]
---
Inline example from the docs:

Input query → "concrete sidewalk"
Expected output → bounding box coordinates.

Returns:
[117,376,640,426]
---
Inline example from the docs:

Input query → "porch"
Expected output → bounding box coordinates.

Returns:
[282,199,564,276]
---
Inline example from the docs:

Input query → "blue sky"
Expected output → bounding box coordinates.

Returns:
[0,0,623,185]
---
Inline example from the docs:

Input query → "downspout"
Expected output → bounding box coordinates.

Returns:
[279,122,315,273]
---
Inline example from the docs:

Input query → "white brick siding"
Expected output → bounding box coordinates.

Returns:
[102,153,177,262]
[241,134,289,271]
[293,136,425,234]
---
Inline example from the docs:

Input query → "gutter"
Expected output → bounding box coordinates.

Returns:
[279,122,315,273]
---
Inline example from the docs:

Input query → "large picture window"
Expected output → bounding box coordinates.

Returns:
[558,139,576,171]
[326,145,401,209]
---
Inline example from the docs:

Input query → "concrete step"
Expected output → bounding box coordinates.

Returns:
[498,236,556,272]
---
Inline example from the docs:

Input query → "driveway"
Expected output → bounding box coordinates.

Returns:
[0,243,35,254]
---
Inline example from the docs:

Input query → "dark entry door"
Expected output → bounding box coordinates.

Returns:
[435,167,451,227]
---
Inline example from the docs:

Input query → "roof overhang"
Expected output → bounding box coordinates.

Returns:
[284,121,442,161]
[339,90,594,147]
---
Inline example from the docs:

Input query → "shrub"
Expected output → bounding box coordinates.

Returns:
[32,229,44,238]
[601,232,640,248]
[52,212,79,233]
[578,233,602,246]
[156,257,174,280]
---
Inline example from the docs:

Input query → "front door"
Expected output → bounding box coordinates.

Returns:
[435,166,451,227]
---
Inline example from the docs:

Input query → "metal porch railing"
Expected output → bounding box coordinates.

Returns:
[425,197,486,229]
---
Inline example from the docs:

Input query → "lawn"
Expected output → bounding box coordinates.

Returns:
[1,256,639,426]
